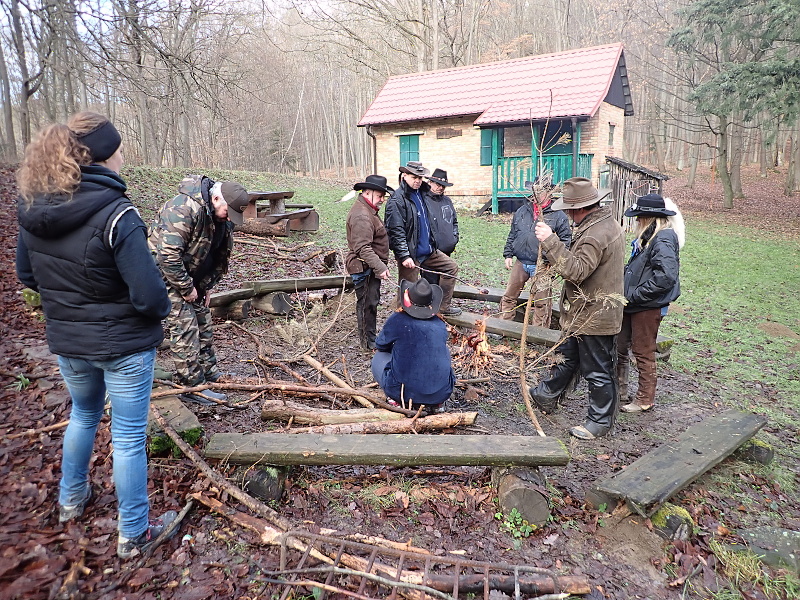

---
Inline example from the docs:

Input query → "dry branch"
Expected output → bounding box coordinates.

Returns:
[302,354,374,408]
[261,398,406,425]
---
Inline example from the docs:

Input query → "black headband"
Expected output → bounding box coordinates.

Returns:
[76,120,121,162]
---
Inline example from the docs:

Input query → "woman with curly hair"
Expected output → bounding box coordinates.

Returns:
[617,193,684,413]
[16,112,176,559]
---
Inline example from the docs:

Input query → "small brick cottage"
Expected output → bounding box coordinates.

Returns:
[358,43,634,212]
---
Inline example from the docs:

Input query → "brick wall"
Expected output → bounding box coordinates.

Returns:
[578,102,626,183]
[370,103,626,208]
[371,116,492,209]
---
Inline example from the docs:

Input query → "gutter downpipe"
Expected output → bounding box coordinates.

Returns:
[366,125,377,174]
[571,117,579,178]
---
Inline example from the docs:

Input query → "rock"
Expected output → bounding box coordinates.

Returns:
[738,526,799,572]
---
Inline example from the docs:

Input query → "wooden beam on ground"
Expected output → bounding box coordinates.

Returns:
[208,287,257,308]
[442,311,562,346]
[204,433,570,467]
[452,286,674,355]
[588,409,766,515]
[244,276,353,295]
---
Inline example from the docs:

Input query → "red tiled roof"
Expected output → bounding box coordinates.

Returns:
[358,43,626,127]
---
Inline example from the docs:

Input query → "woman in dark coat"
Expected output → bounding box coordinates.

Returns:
[16,112,176,559]
[371,278,455,413]
[617,194,684,413]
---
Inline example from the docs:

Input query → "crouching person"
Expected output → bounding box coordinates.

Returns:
[371,279,455,415]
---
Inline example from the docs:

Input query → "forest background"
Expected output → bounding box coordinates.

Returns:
[1,0,800,208]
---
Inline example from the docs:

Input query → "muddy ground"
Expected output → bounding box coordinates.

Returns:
[1,165,797,600]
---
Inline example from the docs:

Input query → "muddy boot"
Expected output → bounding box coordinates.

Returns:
[616,357,630,404]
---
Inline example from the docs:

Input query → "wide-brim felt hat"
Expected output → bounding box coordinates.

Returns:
[399,278,443,319]
[550,177,611,211]
[624,193,676,218]
[399,161,430,177]
[428,168,453,187]
[354,174,394,195]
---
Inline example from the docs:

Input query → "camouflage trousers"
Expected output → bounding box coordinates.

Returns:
[165,287,218,386]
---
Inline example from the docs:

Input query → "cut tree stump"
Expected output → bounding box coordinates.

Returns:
[210,299,252,320]
[233,465,288,502]
[204,433,570,467]
[251,292,292,315]
[442,311,561,346]
[587,409,766,515]
[493,467,550,526]
[261,399,406,425]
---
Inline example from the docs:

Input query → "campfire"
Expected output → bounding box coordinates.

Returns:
[454,315,493,377]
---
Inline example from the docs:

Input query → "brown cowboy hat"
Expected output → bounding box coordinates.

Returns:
[399,161,430,177]
[353,174,394,195]
[550,177,611,211]
[399,278,443,319]
[427,168,453,187]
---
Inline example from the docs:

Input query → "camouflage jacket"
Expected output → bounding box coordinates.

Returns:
[148,174,234,297]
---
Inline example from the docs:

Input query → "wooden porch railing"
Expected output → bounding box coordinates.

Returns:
[495,154,594,195]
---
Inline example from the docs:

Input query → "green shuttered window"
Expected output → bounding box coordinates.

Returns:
[399,135,420,165]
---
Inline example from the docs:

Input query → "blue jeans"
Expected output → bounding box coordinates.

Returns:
[58,349,156,538]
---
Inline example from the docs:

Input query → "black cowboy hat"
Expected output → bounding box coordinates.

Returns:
[399,161,430,177]
[624,193,676,218]
[399,278,443,319]
[353,174,394,195]
[428,168,453,187]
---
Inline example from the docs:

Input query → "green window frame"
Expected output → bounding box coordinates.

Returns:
[399,135,420,165]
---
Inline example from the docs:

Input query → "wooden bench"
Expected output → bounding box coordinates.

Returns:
[204,433,570,468]
[442,310,561,346]
[587,409,767,515]
[451,284,675,357]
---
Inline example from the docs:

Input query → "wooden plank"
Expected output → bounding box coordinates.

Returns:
[244,276,353,295]
[451,286,674,353]
[593,409,766,515]
[204,433,570,467]
[442,311,562,346]
[208,287,256,308]
[261,208,314,224]
[248,191,295,201]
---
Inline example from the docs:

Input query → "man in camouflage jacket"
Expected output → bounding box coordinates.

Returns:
[149,175,249,399]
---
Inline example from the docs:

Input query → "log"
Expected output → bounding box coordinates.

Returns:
[302,355,373,408]
[204,433,571,467]
[252,292,292,315]
[208,287,256,307]
[261,398,405,425]
[493,467,550,526]
[236,217,289,237]
[210,299,252,320]
[287,411,478,434]
[244,275,353,295]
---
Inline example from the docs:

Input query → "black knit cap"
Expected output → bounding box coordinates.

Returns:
[76,120,122,163]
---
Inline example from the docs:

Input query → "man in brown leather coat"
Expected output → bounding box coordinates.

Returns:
[529,177,625,439]
[345,175,393,350]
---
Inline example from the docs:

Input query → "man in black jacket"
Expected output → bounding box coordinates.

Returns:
[500,182,571,327]
[385,161,461,316]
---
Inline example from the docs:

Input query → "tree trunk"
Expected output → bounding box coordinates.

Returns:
[494,467,550,526]
[717,116,735,209]
[730,120,745,199]
[0,42,16,158]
